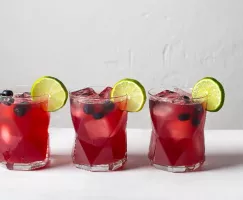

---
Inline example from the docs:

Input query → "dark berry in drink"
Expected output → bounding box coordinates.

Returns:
[83,104,94,115]
[183,96,190,100]
[1,90,13,97]
[14,102,30,117]
[192,118,201,126]
[103,101,115,113]
[178,113,190,121]
[194,104,203,114]
[93,112,105,120]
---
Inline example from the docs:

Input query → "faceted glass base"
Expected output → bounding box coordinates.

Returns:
[152,161,204,173]
[75,157,127,172]
[0,158,49,171]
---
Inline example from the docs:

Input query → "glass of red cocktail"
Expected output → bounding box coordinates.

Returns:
[0,87,49,170]
[148,87,207,172]
[70,87,128,171]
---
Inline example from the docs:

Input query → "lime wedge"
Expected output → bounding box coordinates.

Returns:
[111,78,146,112]
[192,77,225,112]
[31,76,68,112]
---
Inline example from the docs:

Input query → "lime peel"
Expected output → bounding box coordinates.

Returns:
[31,76,68,112]
[111,78,146,112]
[192,77,225,112]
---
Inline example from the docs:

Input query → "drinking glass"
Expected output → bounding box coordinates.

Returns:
[148,87,207,172]
[69,87,128,171]
[0,86,50,170]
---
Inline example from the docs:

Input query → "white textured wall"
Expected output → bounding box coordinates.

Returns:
[0,0,242,129]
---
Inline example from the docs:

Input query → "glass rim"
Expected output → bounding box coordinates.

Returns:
[148,87,208,100]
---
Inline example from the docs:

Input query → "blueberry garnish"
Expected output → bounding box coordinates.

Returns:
[192,118,201,126]
[178,113,190,121]
[93,112,104,120]
[14,102,30,117]
[103,101,115,113]
[1,90,13,97]
[83,104,94,115]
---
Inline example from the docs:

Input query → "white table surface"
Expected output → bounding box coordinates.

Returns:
[1,128,243,200]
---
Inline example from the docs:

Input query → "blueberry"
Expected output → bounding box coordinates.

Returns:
[194,104,203,113]
[178,113,190,121]
[1,90,13,96]
[83,104,94,115]
[183,96,190,100]
[103,101,115,113]
[14,102,30,117]
[93,112,104,120]
[182,96,191,103]
[192,118,201,126]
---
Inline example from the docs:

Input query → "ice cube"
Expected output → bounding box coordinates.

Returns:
[174,88,192,98]
[0,96,15,105]
[171,96,189,104]
[84,117,116,140]
[162,93,181,103]
[153,102,174,118]
[0,124,21,148]
[14,92,32,103]
[71,87,98,97]
[1,125,11,144]
[71,104,84,118]
[166,92,181,100]
[166,120,194,140]
[71,87,100,104]
[99,87,113,98]
[155,90,175,97]
[16,92,31,98]
[151,90,181,102]
[154,89,192,104]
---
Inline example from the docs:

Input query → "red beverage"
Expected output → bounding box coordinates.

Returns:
[70,87,127,171]
[0,91,50,170]
[148,89,207,172]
